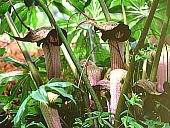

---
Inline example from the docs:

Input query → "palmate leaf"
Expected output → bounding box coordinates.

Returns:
[74,30,87,59]
[31,7,38,30]
[13,81,77,125]
[129,0,145,10]
[67,29,80,44]
[0,4,39,34]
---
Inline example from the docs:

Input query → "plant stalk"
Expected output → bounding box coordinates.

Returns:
[121,0,130,67]
[35,0,103,112]
[134,0,160,54]
[150,12,169,82]
[142,59,148,79]
[5,12,42,88]
[5,12,62,128]
[98,0,111,21]
[114,0,160,127]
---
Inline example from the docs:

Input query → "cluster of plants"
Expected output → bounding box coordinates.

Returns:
[0,0,170,127]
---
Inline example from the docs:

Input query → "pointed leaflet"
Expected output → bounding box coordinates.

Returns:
[10,76,28,102]
[0,71,27,84]
[53,1,72,16]
[30,85,48,104]
[13,96,31,124]
[46,81,78,88]
[0,1,10,17]
[47,86,76,103]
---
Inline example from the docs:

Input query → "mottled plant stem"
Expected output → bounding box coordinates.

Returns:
[121,0,130,67]
[35,0,103,113]
[98,0,125,126]
[5,12,62,128]
[42,43,60,79]
[114,0,160,127]
[109,42,124,69]
[150,2,170,82]
[5,12,42,88]
[98,0,111,21]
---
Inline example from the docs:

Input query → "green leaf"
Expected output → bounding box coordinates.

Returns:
[26,121,46,128]
[102,119,114,128]
[68,0,85,12]
[85,111,101,115]
[120,110,132,116]
[48,78,64,83]
[84,0,91,8]
[13,6,28,34]
[105,0,113,8]
[13,96,31,124]
[129,0,145,10]
[0,57,28,70]
[0,71,27,84]
[74,30,86,58]
[49,86,76,103]
[85,115,99,121]
[24,0,34,7]
[0,1,10,17]
[109,5,122,13]
[68,29,80,44]
[27,76,37,91]
[0,84,8,95]
[162,123,170,128]
[46,81,78,88]
[98,117,104,127]
[130,121,144,128]
[10,76,28,101]
[74,118,83,124]
[101,112,112,117]
[21,76,30,102]
[31,7,38,29]
[53,1,71,16]
[30,85,48,104]
[0,48,6,56]
[0,95,9,104]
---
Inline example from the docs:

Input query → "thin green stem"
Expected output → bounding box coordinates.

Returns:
[150,0,170,82]
[5,12,43,88]
[5,11,63,128]
[134,0,160,54]
[150,18,169,82]
[142,59,148,79]
[98,0,111,21]
[121,0,130,67]
[35,0,103,112]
